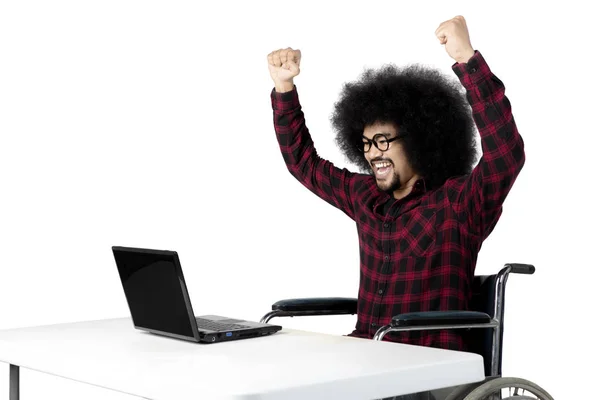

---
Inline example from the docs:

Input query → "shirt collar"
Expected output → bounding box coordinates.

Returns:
[413,177,428,193]
[372,177,428,209]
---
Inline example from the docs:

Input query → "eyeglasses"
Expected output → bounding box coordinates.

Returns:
[359,134,401,153]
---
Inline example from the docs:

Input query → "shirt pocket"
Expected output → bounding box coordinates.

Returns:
[396,207,438,257]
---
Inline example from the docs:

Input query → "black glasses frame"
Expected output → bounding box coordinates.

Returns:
[359,134,401,153]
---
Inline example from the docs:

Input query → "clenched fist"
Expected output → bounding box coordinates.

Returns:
[435,16,475,64]
[267,47,301,93]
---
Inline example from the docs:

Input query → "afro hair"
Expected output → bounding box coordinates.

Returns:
[330,62,479,189]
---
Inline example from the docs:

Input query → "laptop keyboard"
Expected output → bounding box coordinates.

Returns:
[195,318,251,331]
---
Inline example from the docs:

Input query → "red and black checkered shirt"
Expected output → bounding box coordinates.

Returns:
[270,50,525,351]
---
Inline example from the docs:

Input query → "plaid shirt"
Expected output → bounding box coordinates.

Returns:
[270,50,525,351]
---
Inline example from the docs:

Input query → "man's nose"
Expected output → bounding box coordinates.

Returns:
[367,144,384,160]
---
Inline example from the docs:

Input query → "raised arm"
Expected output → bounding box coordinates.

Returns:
[437,17,526,239]
[267,48,360,220]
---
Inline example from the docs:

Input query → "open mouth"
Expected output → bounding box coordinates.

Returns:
[373,161,393,179]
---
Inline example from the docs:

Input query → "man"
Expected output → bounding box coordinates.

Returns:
[267,16,524,397]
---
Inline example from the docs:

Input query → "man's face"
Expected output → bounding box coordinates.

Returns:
[362,122,416,194]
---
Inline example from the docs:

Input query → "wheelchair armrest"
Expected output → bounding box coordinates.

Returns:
[260,298,357,323]
[272,297,357,314]
[391,311,491,327]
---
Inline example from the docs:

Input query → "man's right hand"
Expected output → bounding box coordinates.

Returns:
[267,47,301,93]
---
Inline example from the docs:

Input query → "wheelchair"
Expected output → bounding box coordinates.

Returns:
[260,263,554,400]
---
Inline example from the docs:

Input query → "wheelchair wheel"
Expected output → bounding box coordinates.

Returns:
[457,377,554,400]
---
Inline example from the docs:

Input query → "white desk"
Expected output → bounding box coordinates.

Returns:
[0,318,484,399]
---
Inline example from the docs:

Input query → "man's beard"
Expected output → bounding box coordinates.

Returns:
[376,171,402,194]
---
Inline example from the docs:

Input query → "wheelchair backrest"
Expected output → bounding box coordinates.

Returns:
[467,274,503,377]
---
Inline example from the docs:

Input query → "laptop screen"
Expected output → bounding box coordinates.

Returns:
[113,247,196,338]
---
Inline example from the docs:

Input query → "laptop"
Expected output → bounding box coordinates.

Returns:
[112,246,282,343]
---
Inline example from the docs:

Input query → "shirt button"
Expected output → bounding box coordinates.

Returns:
[383,223,390,228]
[470,67,477,73]
[378,289,383,295]
[371,323,377,327]
[384,255,389,261]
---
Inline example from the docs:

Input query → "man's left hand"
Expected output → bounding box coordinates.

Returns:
[435,15,475,64]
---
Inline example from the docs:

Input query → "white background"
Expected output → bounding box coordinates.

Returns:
[0,0,596,398]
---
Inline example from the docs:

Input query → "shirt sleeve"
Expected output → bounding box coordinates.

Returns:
[271,86,359,221]
[449,50,526,239]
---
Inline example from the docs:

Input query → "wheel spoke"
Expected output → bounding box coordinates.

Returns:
[458,377,554,400]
